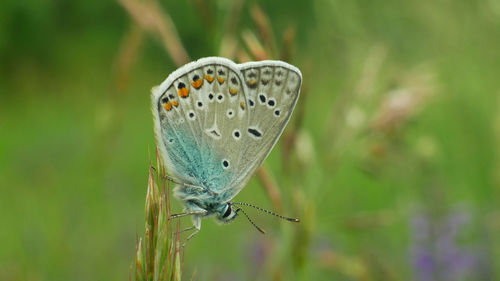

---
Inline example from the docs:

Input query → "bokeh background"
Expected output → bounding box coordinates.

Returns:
[1,0,500,280]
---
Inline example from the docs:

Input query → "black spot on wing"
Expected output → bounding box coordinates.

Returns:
[248,127,262,138]
[259,94,266,103]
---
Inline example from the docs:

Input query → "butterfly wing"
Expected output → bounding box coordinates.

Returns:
[222,60,302,200]
[152,57,250,193]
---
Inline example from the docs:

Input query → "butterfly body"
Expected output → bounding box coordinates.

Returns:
[152,57,301,236]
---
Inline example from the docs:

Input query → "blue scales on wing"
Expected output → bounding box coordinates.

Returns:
[152,58,250,204]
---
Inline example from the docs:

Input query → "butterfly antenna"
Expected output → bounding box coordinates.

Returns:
[232,202,300,223]
[235,207,266,234]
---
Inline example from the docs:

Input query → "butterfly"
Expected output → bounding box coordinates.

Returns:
[151,57,301,243]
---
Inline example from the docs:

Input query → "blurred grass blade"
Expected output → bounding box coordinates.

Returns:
[250,4,277,57]
[242,29,269,60]
[118,0,190,67]
[219,0,245,59]
[280,26,296,61]
[114,24,144,92]
[256,165,283,212]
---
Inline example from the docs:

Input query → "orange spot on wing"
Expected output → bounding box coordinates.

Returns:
[178,87,189,98]
[229,88,238,95]
[163,102,173,111]
[248,80,257,86]
[217,77,225,84]
[205,75,214,83]
[191,79,203,89]
[172,100,179,107]
[240,101,245,109]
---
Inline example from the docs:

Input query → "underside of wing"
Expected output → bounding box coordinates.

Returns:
[152,57,250,193]
[224,60,302,200]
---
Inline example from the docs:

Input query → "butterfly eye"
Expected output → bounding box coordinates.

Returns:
[222,204,232,218]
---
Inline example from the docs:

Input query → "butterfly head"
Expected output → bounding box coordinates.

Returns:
[216,203,239,224]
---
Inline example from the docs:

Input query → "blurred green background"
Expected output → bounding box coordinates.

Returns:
[1,0,499,280]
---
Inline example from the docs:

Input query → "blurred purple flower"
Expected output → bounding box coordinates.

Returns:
[245,237,273,270]
[410,208,490,281]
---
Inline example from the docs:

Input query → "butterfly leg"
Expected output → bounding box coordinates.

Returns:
[175,226,195,235]
[169,210,206,220]
[164,175,217,196]
[182,215,201,248]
